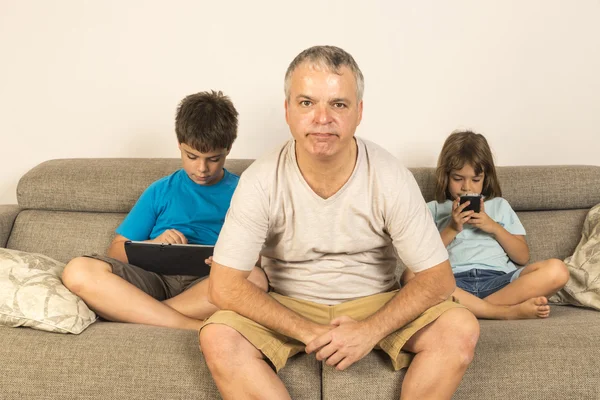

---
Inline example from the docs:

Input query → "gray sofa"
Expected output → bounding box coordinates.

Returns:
[1,158,600,399]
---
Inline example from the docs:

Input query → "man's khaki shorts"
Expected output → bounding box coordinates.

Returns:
[200,291,464,372]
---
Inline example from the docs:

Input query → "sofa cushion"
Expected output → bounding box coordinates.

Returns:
[322,351,406,398]
[0,321,322,400]
[517,209,588,263]
[0,205,20,248]
[0,248,96,334]
[321,306,600,400]
[7,210,125,263]
[6,210,125,263]
[454,305,600,400]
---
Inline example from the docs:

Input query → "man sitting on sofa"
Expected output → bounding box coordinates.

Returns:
[61,90,267,331]
[199,46,480,400]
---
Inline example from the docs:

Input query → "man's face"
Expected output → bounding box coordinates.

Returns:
[179,143,229,186]
[285,63,363,160]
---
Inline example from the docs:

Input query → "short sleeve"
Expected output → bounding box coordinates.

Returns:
[385,170,448,273]
[212,172,269,271]
[498,198,526,235]
[116,183,159,240]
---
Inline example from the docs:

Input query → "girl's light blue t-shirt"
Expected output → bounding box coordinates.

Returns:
[117,169,239,245]
[427,197,526,274]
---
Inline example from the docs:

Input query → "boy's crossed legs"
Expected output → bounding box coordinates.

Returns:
[62,255,268,330]
[402,258,569,320]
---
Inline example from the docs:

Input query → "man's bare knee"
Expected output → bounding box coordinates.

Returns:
[62,257,112,293]
[200,324,259,368]
[431,308,479,366]
[445,309,479,365]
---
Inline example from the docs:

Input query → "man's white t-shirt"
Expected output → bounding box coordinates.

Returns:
[213,137,448,305]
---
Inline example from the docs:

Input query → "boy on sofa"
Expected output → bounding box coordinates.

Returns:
[62,90,268,331]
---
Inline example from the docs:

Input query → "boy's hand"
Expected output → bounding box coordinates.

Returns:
[152,229,188,244]
[450,197,474,232]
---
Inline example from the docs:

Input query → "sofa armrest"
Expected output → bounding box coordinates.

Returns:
[0,205,20,248]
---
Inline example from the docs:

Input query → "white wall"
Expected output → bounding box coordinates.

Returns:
[1,0,599,205]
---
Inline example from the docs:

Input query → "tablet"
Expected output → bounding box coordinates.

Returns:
[124,241,213,277]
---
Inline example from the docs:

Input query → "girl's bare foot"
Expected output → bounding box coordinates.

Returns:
[505,296,550,319]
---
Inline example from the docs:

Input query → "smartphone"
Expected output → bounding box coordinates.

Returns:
[459,194,482,213]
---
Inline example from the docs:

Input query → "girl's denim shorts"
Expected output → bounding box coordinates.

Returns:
[454,268,524,299]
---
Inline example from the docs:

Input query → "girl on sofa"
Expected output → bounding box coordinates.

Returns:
[402,130,569,319]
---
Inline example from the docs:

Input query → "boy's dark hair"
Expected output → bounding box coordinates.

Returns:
[175,90,238,152]
[434,130,503,202]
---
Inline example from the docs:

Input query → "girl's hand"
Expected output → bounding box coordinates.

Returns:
[466,198,499,234]
[450,197,475,232]
[205,256,213,266]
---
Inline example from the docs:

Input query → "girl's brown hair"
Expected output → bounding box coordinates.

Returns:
[434,130,502,202]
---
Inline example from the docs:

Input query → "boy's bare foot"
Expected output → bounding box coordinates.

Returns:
[506,296,550,319]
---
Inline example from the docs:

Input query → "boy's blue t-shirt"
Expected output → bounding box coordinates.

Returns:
[117,169,239,245]
[427,197,526,274]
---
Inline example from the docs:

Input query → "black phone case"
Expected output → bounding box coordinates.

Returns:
[460,195,481,213]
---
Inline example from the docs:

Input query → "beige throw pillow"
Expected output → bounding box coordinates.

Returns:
[0,248,97,334]
[550,203,600,310]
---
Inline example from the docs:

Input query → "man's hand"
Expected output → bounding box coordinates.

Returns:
[305,316,379,371]
[299,324,333,347]
[152,229,188,244]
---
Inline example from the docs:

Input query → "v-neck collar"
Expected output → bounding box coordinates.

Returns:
[289,138,363,203]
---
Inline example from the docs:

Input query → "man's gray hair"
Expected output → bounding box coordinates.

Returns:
[284,45,365,103]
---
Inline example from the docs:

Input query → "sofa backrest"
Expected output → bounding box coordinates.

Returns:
[8,159,600,265]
